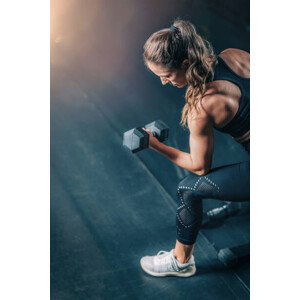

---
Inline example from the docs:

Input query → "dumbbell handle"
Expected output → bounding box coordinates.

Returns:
[144,128,159,139]
[144,120,169,142]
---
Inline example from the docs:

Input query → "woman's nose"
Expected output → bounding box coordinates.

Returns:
[160,77,168,85]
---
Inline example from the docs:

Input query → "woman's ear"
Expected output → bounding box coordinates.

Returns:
[181,59,189,70]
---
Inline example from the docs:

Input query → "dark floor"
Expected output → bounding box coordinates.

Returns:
[51,1,250,299]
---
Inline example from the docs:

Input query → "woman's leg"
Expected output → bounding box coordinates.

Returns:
[174,160,250,263]
[205,140,250,220]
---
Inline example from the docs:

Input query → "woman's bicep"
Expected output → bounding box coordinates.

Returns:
[188,115,214,173]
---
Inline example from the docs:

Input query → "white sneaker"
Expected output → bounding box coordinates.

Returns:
[140,249,196,277]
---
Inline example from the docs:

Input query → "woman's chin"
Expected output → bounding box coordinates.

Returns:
[170,82,186,88]
[175,83,186,88]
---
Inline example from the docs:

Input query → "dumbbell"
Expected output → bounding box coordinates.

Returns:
[218,243,250,268]
[123,120,169,153]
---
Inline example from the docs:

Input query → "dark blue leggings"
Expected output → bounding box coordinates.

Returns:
[176,157,249,245]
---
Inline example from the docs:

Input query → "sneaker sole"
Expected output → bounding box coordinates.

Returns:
[140,261,196,278]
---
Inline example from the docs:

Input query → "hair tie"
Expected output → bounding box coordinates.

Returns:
[170,25,179,34]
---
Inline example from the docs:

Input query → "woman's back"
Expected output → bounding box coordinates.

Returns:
[201,48,250,133]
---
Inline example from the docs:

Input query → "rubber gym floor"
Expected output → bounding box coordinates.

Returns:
[51,1,250,299]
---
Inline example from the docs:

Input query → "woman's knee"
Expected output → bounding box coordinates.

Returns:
[178,173,202,192]
[178,173,220,200]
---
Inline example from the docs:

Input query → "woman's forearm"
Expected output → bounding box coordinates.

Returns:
[151,142,208,175]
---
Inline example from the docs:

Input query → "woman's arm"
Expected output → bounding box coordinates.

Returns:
[147,110,214,176]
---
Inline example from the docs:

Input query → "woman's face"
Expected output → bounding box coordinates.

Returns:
[146,61,188,88]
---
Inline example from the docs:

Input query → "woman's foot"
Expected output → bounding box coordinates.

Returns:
[140,249,196,277]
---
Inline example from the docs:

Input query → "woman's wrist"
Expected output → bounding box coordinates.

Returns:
[150,140,164,151]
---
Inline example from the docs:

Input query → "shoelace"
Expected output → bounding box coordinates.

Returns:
[156,250,180,272]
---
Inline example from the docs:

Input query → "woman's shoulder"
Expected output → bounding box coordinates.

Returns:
[187,97,212,123]
[218,48,250,79]
[187,91,222,122]
[199,89,237,128]
[219,48,250,59]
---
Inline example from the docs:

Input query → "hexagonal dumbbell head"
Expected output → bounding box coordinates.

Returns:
[144,120,169,142]
[123,127,149,153]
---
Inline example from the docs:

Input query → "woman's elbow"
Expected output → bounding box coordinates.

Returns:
[192,168,210,176]
[189,158,211,176]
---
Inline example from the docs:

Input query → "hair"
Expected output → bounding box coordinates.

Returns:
[143,19,217,126]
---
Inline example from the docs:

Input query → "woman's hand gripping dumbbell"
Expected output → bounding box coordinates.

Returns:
[123,120,169,153]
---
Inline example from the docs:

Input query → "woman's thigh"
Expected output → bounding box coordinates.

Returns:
[179,161,250,202]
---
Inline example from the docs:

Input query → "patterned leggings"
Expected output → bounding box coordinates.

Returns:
[176,160,250,245]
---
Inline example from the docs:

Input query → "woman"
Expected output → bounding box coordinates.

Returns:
[140,19,250,277]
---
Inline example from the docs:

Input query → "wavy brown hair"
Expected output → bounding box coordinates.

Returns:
[143,19,217,126]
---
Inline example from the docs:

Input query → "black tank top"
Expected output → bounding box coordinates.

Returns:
[212,56,250,139]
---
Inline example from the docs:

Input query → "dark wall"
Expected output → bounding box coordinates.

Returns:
[51,0,249,82]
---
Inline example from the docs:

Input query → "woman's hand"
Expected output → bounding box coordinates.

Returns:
[143,128,161,150]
